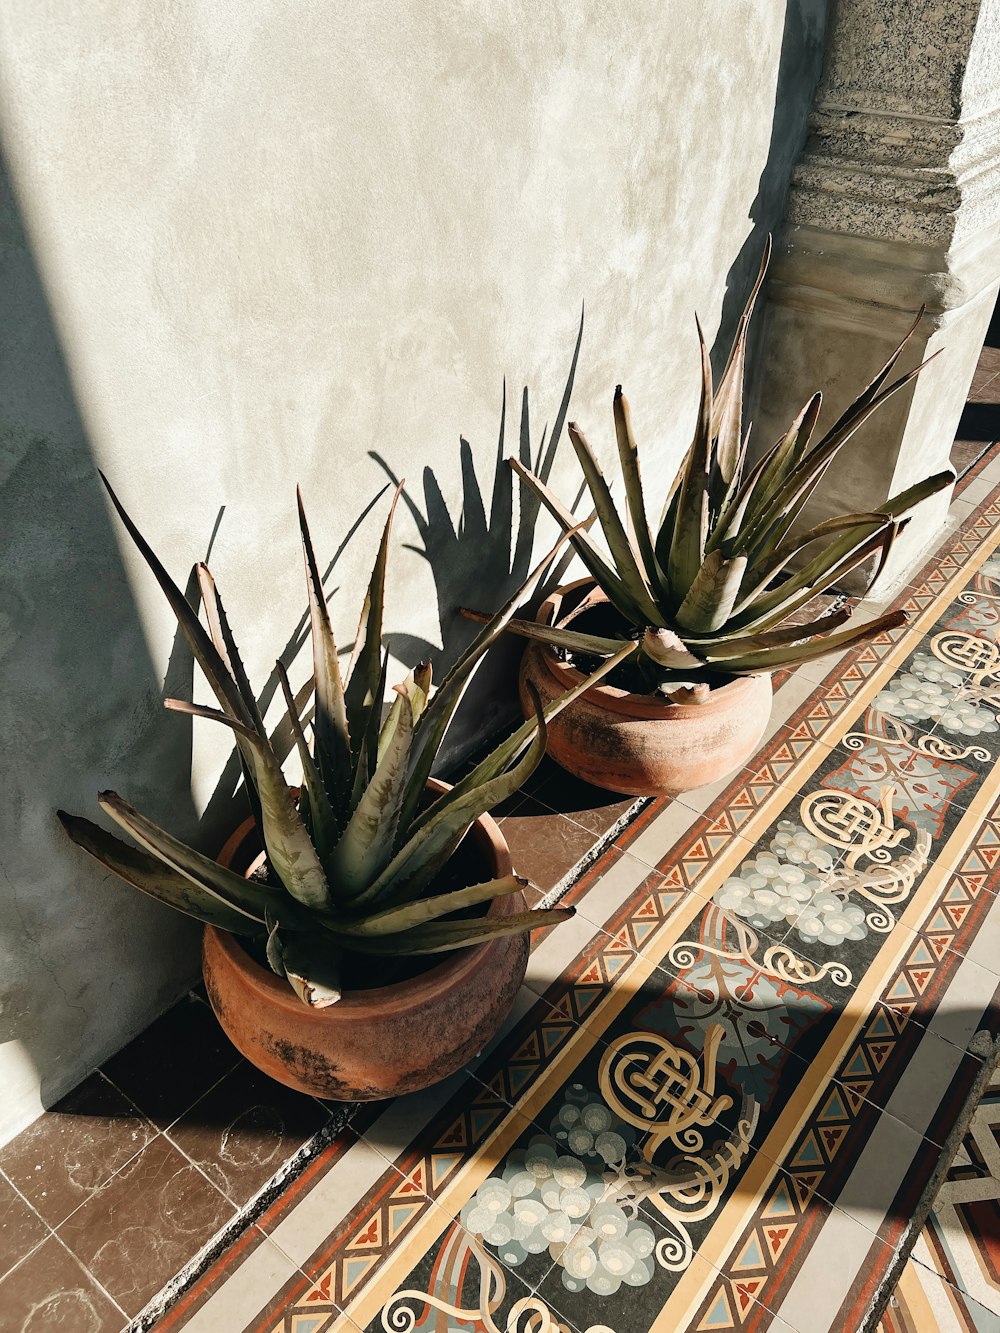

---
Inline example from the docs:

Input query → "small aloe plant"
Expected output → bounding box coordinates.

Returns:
[59,478,634,1005]
[488,242,955,689]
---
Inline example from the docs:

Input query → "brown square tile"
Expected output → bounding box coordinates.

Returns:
[57,1134,234,1318]
[164,1062,328,1208]
[0,1233,125,1331]
[499,796,599,894]
[952,437,989,477]
[0,1172,50,1280]
[530,767,641,838]
[976,344,1000,376]
[101,992,240,1129]
[0,1073,155,1228]
[967,372,1000,403]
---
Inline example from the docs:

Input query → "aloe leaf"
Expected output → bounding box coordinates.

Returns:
[695,606,851,659]
[275,661,340,863]
[57,810,264,936]
[509,459,650,624]
[735,513,889,611]
[745,355,936,564]
[339,874,527,936]
[344,482,404,758]
[881,467,956,518]
[565,420,664,624]
[675,549,748,633]
[196,564,265,732]
[297,488,353,808]
[714,394,822,554]
[359,698,548,909]
[713,420,753,531]
[397,525,584,838]
[99,474,253,728]
[267,672,315,766]
[344,907,575,956]
[408,660,433,724]
[665,320,713,603]
[640,629,706,671]
[163,698,262,741]
[279,934,343,1007]
[460,608,630,658]
[348,650,391,817]
[238,660,316,833]
[162,694,331,910]
[415,640,639,833]
[725,524,898,637]
[656,441,692,541]
[712,237,771,488]
[264,914,286,976]
[93,792,312,927]
[718,608,908,674]
[823,306,925,442]
[329,685,415,897]
[378,660,430,768]
[705,440,773,554]
[612,385,663,594]
[234,750,265,835]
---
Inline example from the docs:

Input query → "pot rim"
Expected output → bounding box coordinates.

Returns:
[208,777,516,1019]
[530,577,769,719]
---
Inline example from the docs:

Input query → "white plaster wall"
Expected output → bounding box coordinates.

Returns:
[0,0,826,1142]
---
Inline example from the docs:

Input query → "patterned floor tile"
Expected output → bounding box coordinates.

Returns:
[6,435,999,1333]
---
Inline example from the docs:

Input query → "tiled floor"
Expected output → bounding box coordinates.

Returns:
[2,350,1000,1333]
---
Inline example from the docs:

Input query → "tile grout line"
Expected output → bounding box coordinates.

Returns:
[113,493,1000,1333]
[341,501,1000,1333]
[0,1163,60,1284]
[127,1111,356,1331]
[46,1225,132,1325]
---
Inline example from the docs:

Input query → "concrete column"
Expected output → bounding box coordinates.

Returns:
[754,0,1000,590]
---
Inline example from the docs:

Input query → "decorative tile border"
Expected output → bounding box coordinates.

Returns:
[157,478,1000,1333]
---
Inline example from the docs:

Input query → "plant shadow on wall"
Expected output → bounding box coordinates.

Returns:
[0,132,398,1120]
[711,0,827,383]
[369,312,586,755]
[0,141,207,1112]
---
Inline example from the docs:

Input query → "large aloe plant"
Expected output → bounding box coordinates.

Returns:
[59,478,634,1006]
[489,243,955,687]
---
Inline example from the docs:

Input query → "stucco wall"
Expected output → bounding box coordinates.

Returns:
[0,0,827,1142]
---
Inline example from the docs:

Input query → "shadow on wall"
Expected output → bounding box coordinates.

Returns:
[0,115,587,1125]
[370,312,587,762]
[0,115,402,1126]
[0,141,209,1116]
[714,0,827,385]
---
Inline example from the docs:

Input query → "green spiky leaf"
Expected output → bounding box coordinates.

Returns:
[297,488,353,810]
[57,810,265,936]
[345,907,575,956]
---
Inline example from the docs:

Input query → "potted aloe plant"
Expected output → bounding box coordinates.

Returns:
[59,478,633,1100]
[470,246,955,796]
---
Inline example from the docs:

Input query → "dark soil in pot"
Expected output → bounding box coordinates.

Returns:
[554,601,732,694]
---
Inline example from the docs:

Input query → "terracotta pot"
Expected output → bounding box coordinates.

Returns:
[519,579,772,797]
[202,780,527,1100]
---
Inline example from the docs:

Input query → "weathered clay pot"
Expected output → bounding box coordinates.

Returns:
[520,579,772,797]
[202,780,527,1100]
